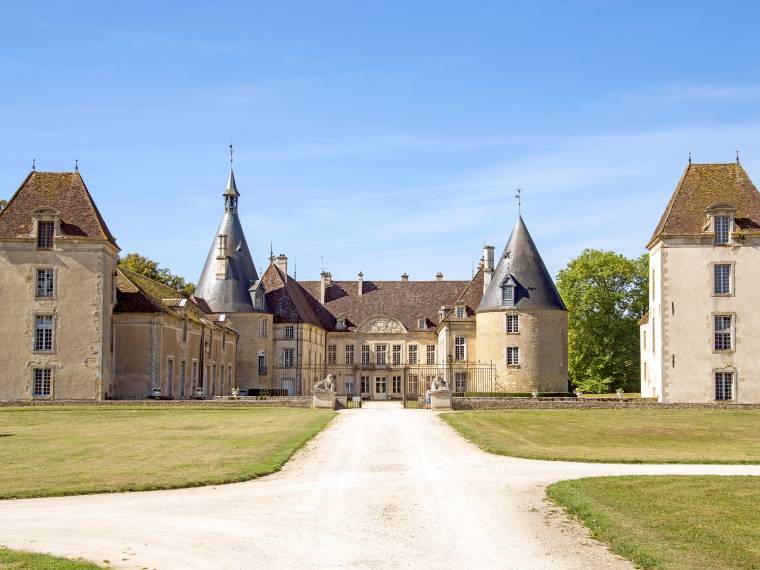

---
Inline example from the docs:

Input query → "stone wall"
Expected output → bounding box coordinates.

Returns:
[0,397,313,408]
[452,397,760,410]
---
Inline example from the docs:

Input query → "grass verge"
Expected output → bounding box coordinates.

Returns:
[441,409,760,463]
[0,547,103,569]
[548,476,760,569]
[0,406,334,499]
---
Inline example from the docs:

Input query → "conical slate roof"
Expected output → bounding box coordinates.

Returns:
[478,216,566,312]
[193,170,258,313]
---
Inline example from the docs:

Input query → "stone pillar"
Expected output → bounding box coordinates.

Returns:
[313,390,336,409]
[430,389,452,410]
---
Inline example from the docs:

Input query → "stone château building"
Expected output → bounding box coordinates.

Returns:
[0,165,568,401]
[640,161,760,403]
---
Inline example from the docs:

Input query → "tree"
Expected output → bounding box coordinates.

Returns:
[556,249,648,393]
[0,199,7,212]
[118,253,195,297]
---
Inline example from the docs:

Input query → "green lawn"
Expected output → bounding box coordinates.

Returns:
[548,476,760,569]
[0,547,103,569]
[0,406,334,499]
[442,409,760,463]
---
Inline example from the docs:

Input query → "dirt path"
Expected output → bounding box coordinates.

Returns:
[1,402,759,569]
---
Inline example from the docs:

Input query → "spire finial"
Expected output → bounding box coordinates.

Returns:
[75,159,78,172]
[688,152,692,164]
[294,258,297,280]
[32,158,36,171]
[229,144,234,166]
[737,149,740,164]
[515,187,523,215]
[269,241,274,262]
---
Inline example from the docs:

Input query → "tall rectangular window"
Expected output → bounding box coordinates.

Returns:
[34,315,54,351]
[408,375,419,394]
[221,365,226,394]
[179,361,186,398]
[376,344,387,365]
[327,345,336,365]
[258,319,267,337]
[715,371,734,400]
[506,346,519,365]
[192,361,198,389]
[167,358,174,396]
[392,375,402,393]
[360,375,370,394]
[502,285,514,305]
[714,264,732,295]
[37,221,54,249]
[361,344,370,365]
[714,315,733,351]
[283,348,295,367]
[284,325,295,339]
[258,354,267,375]
[408,345,418,365]
[455,306,466,319]
[345,344,355,365]
[454,336,466,361]
[392,344,402,365]
[33,368,51,398]
[506,314,519,333]
[426,345,435,365]
[714,215,731,244]
[36,268,54,298]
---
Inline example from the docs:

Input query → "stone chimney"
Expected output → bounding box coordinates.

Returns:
[215,234,228,279]
[483,245,495,293]
[401,273,409,283]
[320,271,332,305]
[357,271,364,296]
[275,254,288,283]
[435,272,444,281]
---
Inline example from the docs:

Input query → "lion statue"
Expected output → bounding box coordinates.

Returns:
[431,375,449,391]
[313,373,336,392]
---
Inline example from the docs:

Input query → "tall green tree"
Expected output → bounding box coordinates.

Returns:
[556,249,648,393]
[118,252,195,297]
[0,199,7,212]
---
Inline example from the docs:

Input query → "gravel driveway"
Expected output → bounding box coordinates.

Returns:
[1,402,759,569]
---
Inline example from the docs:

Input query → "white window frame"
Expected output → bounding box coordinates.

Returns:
[258,318,267,337]
[361,344,370,365]
[36,220,55,249]
[408,344,418,365]
[283,348,295,367]
[502,284,514,306]
[506,346,519,366]
[34,314,55,352]
[713,263,733,296]
[376,344,387,365]
[35,267,55,299]
[33,368,52,398]
[455,306,466,319]
[426,345,435,365]
[392,375,402,394]
[715,371,734,401]
[345,344,355,365]
[418,318,426,330]
[360,375,370,395]
[714,215,732,244]
[392,344,402,366]
[454,336,466,361]
[713,315,733,352]
[327,345,337,365]
[506,313,519,334]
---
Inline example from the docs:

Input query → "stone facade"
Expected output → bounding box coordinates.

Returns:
[641,162,760,403]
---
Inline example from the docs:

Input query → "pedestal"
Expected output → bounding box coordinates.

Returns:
[430,389,452,410]
[313,390,337,409]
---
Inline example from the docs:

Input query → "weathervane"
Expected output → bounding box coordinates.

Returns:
[515,187,523,214]
[229,144,234,166]
[688,151,692,164]
[32,158,36,171]
[737,149,740,164]
[75,159,78,172]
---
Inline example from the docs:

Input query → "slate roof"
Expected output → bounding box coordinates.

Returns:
[116,268,231,332]
[260,264,330,327]
[648,162,760,248]
[479,215,566,312]
[0,171,117,246]
[193,169,258,313]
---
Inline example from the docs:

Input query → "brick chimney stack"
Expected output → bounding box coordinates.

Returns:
[275,254,288,282]
[482,245,494,293]
[436,272,444,281]
[320,271,332,305]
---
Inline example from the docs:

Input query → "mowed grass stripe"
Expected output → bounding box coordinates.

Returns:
[441,409,760,463]
[548,476,760,570]
[0,546,104,569]
[0,406,335,499]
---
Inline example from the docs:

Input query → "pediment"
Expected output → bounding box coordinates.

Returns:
[357,316,407,334]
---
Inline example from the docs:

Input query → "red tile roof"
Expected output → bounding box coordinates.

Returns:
[0,171,117,246]
[648,163,760,248]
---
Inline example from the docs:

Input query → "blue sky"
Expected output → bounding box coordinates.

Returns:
[3,1,760,282]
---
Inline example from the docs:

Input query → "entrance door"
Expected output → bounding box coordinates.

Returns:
[374,376,388,400]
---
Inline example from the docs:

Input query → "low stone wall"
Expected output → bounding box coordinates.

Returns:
[0,397,313,409]
[452,397,760,410]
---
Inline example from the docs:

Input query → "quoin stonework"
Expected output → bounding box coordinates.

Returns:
[0,165,569,400]
[640,160,760,403]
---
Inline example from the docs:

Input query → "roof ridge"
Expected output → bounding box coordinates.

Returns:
[646,163,691,249]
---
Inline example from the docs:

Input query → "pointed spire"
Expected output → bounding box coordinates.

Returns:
[478,215,566,312]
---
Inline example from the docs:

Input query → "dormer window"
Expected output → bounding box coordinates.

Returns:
[255,290,264,310]
[417,318,426,330]
[337,318,346,330]
[714,215,731,244]
[455,306,466,319]
[37,221,54,249]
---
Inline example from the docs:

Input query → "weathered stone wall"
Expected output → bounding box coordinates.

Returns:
[0,240,117,401]
[0,397,313,408]
[227,312,272,392]
[452,397,760,410]
[475,309,568,393]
